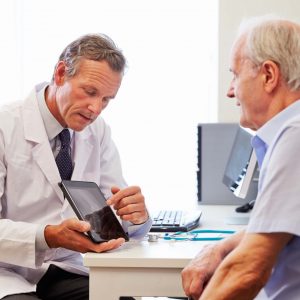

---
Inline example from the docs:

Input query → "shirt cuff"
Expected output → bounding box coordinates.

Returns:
[126,217,153,240]
[36,224,50,251]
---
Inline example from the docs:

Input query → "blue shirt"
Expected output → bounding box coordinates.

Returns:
[247,100,300,299]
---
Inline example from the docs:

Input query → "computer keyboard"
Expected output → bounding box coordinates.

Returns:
[150,209,202,232]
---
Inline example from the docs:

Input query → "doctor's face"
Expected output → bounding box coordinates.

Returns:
[52,59,122,131]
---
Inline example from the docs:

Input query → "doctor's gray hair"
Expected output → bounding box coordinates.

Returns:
[236,16,300,91]
[54,33,126,79]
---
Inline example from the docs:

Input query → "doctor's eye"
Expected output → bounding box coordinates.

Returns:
[84,88,97,97]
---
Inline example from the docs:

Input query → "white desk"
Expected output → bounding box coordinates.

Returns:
[84,205,248,299]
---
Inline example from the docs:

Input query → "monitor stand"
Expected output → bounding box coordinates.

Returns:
[224,199,255,225]
[235,199,255,213]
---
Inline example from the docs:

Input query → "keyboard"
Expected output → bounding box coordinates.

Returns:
[150,210,202,232]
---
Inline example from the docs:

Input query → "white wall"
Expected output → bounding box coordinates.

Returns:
[218,0,300,122]
[4,0,300,210]
[0,0,218,211]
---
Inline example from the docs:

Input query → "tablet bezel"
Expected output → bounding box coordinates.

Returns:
[59,180,129,243]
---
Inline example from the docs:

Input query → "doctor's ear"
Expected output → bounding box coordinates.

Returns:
[54,61,67,86]
[261,60,280,93]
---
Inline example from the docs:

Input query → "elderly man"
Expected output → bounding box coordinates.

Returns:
[182,16,300,300]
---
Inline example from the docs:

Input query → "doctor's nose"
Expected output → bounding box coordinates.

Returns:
[88,100,102,116]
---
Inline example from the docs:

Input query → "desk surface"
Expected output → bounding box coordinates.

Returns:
[84,205,247,267]
[84,205,248,299]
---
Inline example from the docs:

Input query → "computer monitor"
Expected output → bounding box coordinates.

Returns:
[222,127,258,201]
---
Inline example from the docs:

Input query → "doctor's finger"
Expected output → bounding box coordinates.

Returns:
[107,186,142,206]
[91,238,125,253]
[112,193,145,211]
[115,201,146,214]
[111,186,121,195]
[63,219,91,232]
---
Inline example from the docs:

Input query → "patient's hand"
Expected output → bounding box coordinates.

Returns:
[181,244,224,299]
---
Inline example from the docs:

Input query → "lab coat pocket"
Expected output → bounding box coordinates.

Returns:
[7,154,34,187]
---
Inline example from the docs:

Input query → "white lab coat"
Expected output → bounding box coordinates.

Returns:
[0,88,149,298]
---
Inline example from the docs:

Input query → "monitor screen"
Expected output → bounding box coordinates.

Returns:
[222,127,258,199]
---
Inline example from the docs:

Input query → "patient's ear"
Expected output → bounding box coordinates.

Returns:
[261,60,280,93]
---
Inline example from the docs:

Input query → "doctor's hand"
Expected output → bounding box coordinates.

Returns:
[106,186,149,225]
[181,244,224,300]
[44,218,125,253]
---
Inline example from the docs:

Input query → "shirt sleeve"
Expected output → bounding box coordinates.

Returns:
[123,216,153,240]
[247,125,300,235]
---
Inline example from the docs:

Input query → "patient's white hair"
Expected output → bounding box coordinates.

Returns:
[234,15,300,91]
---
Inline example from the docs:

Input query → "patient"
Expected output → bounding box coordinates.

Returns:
[182,15,300,300]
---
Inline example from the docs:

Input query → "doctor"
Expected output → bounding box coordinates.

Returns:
[0,34,151,299]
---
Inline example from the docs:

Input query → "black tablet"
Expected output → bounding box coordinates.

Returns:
[59,180,129,243]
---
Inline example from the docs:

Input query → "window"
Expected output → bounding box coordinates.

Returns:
[0,0,218,210]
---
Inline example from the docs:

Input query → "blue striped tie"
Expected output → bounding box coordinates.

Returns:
[55,129,73,180]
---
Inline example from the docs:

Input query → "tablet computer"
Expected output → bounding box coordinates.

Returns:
[59,180,129,243]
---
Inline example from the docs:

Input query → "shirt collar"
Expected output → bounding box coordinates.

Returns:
[255,99,300,147]
[36,82,73,140]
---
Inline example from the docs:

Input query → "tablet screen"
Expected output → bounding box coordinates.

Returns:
[59,180,129,243]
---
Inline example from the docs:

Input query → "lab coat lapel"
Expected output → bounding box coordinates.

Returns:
[22,91,64,202]
[31,143,64,201]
